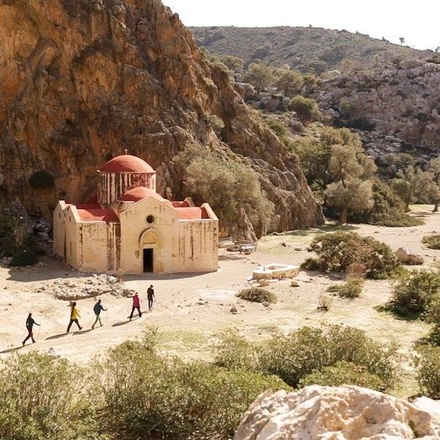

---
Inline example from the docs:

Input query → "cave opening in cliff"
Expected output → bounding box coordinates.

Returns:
[143,248,153,272]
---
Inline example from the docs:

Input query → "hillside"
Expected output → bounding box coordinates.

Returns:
[189,26,432,72]
[0,0,323,236]
[190,26,440,159]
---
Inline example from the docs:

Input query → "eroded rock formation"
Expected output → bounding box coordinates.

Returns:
[234,386,440,440]
[0,0,324,236]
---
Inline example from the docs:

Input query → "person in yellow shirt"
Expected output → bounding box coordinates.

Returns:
[66,302,82,333]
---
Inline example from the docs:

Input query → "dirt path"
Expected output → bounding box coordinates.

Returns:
[0,205,439,395]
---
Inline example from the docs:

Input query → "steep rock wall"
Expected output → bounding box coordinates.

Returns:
[0,0,324,234]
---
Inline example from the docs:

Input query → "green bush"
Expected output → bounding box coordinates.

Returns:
[9,248,38,267]
[29,170,55,189]
[414,345,440,398]
[100,335,287,440]
[258,325,398,389]
[0,352,96,440]
[349,180,423,227]
[299,360,385,390]
[300,257,320,271]
[422,234,440,250]
[390,270,440,317]
[331,276,364,298]
[289,95,321,123]
[308,231,399,279]
[213,329,259,371]
[236,287,277,303]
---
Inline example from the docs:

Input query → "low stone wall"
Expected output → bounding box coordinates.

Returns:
[253,263,300,280]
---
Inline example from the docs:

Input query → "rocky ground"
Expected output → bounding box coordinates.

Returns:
[0,205,439,397]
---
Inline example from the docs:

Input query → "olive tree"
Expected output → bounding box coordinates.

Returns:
[243,62,274,94]
[174,146,274,239]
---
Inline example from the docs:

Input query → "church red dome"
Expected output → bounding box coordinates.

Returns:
[100,155,155,173]
[119,187,164,202]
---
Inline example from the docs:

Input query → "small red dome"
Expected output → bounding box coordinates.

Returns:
[119,187,164,202]
[100,155,155,173]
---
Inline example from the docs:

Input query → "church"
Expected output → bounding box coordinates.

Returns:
[53,154,219,274]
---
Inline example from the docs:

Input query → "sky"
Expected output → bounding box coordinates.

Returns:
[161,1,440,52]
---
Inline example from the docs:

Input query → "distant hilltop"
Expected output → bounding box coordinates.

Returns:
[189,26,432,73]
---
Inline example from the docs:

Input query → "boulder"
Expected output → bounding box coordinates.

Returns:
[234,385,440,440]
[395,247,424,265]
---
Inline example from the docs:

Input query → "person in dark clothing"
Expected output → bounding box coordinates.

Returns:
[147,285,155,310]
[23,313,40,346]
[66,302,82,333]
[92,299,107,329]
[129,292,142,320]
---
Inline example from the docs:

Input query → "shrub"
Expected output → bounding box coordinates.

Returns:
[236,287,277,304]
[349,180,423,227]
[0,352,95,440]
[299,360,385,390]
[414,345,440,398]
[213,329,259,371]
[422,234,440,250]
[289,95,321,123]
[390,270,440,317]
[308,231,399,279]
[300,257,320,271]
[9,248,38,267]
[333,276,364,298]
[317,293,333,311]
[100,334,287,440]
[258,325,398,389]
[29,170,55,189]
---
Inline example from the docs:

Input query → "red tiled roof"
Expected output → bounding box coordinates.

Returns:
[119,187,165,202]
[175,207,210,220]
[76,209,119,223]
[172,200,191,207]
[100,155,155,173]
[76,204,101,209]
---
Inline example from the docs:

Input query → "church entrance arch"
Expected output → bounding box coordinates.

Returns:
[139,229,161,273]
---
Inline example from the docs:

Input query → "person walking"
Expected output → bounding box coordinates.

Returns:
[66,302,82,333]
[92,299,107,329]
[129,292,142,320]
[147,285,155,310]
[23,313,40,346]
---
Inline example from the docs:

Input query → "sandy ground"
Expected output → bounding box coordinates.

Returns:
[0,205,439,394]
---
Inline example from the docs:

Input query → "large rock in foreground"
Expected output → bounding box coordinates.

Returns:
[234,386,440,439]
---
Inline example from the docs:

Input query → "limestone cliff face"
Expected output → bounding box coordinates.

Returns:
[0,0,323,234]
[316,59,440,158]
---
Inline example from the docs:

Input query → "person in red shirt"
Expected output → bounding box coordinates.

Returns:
[129,292,142,320]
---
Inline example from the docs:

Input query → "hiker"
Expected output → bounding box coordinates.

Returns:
[147,285,155,310]
[92,299,107,329]
[66,302,82,333]
[129,292,142,320]
[23,313,40,346]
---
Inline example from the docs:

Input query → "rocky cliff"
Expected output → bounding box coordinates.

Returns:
[316,58,440,160]
[0,0,324,235]
[234,386,440,439]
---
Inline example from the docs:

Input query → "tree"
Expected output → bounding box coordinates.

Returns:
[220,55,244,74]
[428,157,440,212]
[242,63,274,94]
[174,146,274,239]
[325,179,374,224]
[274,68,303,97]
[323,136,376,224]
[293,127,370,196]
[289,96,320,124]
[391,166,436,211]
